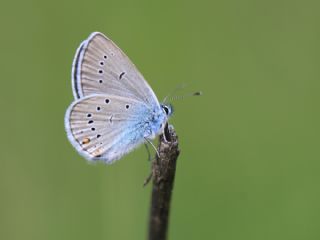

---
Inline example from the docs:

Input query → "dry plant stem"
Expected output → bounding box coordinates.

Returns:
[148,124,180,240]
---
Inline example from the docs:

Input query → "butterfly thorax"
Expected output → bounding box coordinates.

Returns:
[142,106,168,140]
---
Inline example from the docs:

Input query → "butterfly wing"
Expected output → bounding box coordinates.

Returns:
[72,32,159,107]
[65,94,154,164]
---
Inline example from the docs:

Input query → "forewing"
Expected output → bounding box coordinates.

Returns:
[72,32,159,107]
[65,94,149,163]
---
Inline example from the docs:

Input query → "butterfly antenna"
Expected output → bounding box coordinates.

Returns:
[168,91,202,102]
[163,83,189,103]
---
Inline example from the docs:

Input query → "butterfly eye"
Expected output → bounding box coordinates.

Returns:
[161,104,173,116]
[163,106,169,115]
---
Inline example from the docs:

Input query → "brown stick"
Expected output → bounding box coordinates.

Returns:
[148,124,180,240]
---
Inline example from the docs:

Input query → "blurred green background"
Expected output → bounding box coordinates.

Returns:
[1,0,320,239]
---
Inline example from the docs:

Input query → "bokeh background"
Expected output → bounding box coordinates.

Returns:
[1,0,320,239]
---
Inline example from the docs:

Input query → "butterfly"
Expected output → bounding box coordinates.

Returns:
[64,32,172,164]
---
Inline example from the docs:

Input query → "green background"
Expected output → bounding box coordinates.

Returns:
[1,0,320,239]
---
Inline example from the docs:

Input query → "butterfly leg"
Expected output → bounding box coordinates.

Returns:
[144,143,152,162]
[143,171,153,187]
[144,137,160,158]
[143,138,160,187]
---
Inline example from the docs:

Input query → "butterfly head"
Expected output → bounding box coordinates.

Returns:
[161,103,173,117]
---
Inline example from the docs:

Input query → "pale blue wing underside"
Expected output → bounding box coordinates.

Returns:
[65,94,155,164]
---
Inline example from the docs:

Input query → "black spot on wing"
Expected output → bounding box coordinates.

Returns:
[119,72,125,80]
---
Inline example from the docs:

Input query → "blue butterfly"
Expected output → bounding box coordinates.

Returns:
[65,32,172,163]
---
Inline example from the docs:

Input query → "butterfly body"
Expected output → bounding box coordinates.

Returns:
[65,32,171,164]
